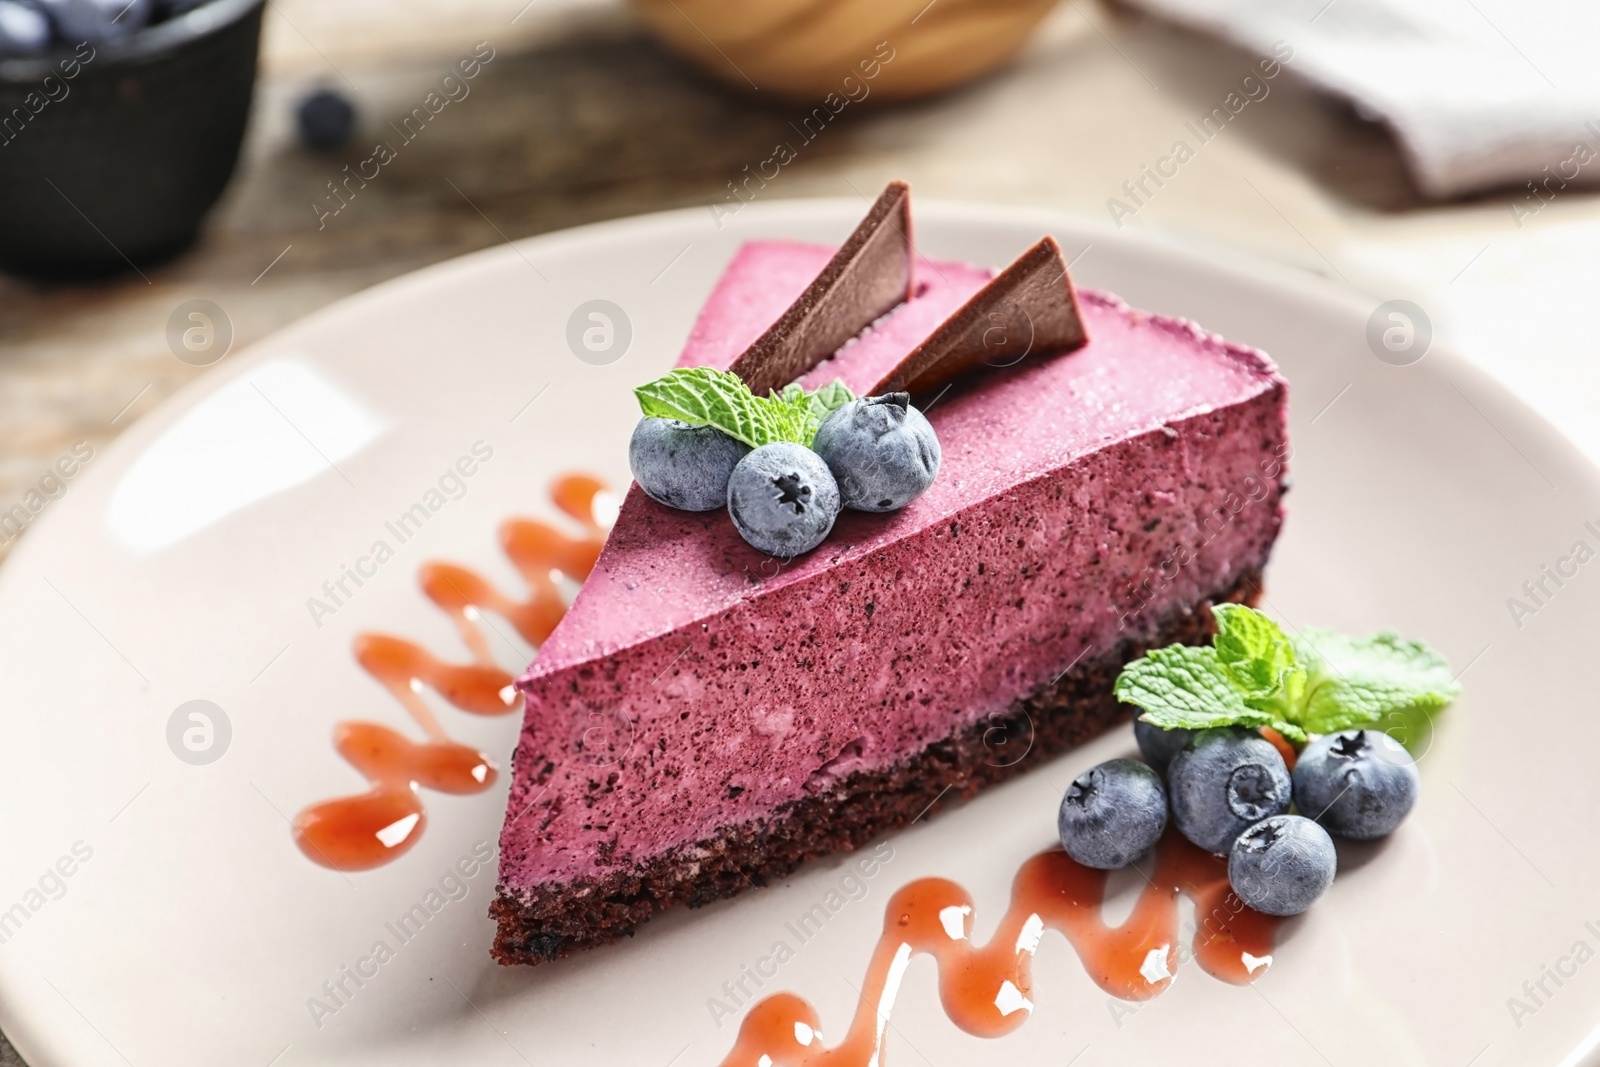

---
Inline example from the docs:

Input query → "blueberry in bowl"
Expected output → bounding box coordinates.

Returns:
[0,2,50,54]
[0,0,265,279]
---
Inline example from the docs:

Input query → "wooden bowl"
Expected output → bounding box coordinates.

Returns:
[630,0,1058,103]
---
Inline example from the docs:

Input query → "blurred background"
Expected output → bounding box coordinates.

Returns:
[5,0,1600,579]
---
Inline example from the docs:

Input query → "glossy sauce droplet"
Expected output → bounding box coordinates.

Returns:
[718,832,1280,1066]
[1259,726,1298,771]
[292,475,608,871]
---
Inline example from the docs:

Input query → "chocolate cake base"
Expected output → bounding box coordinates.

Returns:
[489,570,1262,966]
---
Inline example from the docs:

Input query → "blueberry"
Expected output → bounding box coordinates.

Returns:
[296,88,357,152]
[38,0,150,41]
[1057,758,1167,869]
[0,0,48,53]
[812,393,940,512]
[629,418,750,512]
[726,442,840,557]
[1228,814,1337,916]
[1133,718,1194,777]
[1292,729,1419,840]
[1168,727,1291,854]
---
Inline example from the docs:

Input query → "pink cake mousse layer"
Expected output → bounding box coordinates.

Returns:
[500,240,1289,890]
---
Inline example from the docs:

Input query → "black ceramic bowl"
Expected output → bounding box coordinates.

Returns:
[0,0,264,280]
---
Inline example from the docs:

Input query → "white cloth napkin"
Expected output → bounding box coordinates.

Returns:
[1122,0,1600,200]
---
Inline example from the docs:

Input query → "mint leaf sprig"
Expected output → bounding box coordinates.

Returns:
[634,367,855,449]
[1113,605,1460,748]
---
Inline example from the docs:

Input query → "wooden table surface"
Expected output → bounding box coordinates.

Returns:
[1,0,1596,1059]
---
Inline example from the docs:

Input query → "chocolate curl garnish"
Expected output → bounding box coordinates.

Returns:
[727,180,914,397]
[870,236,1087,396]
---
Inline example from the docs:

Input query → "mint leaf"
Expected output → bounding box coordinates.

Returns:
[1212,604,1295,689]
[635,370,857,448]
[809,379,855,423]
[1212,603,1305,724]
[1114,606,1458,748]
[788,378,855,446]
[635,367,781,448]
[1369,699,1441,756]
[1292,629,1460,736]
[1114,644,1283,735]
[764,387,814,447]
[799,379,855,446]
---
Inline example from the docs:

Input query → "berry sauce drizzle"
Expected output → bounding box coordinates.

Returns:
[292,474,608,871]
[718,831,1279,1066]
